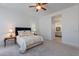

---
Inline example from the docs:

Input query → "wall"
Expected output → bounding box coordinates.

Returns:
[38,5,79,47]
[38,15,52,40]
[0,7,38,46]
[62,5,79,47]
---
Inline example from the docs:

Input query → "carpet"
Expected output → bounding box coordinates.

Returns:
[0,40,79,56]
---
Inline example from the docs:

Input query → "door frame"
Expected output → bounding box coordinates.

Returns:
[51,15,62,40]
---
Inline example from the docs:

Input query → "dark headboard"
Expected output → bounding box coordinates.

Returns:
[15,27,31,36]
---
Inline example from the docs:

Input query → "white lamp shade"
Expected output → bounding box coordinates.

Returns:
[31,24,36,32]
[9,29,13,33]
[33,28,36,32]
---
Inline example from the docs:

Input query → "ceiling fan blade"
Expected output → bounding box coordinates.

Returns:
[29,6,35,7]
[36,9,38,12]
[41,7,47,10]
[42,3,48,5]
[37,3,41,5]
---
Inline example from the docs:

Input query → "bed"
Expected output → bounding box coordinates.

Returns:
[15,27,43,53]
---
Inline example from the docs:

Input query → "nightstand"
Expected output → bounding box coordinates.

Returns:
[34,33,38,35]
[4,37,16,47]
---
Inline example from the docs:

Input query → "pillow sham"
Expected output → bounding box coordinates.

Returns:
[18,31,24,36]
[18,31,33,37]
[24,31,33,36]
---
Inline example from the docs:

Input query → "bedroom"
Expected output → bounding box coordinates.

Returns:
[0,3,79,56]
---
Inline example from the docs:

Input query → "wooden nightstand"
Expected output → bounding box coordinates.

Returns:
[34,33,38,35]
[4,37,16,47]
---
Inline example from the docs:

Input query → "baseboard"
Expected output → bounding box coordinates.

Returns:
[62,40,79,48]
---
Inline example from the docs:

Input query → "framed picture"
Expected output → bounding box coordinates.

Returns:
[56,27,61,31]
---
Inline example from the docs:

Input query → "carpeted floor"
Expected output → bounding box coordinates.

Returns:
[0,40,79,56]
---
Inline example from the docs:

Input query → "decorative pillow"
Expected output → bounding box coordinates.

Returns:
[18,31,33,37]
[18,31,25,36]
[24,31,33,36]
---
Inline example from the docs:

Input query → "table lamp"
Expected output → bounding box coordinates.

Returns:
[9,28,14,37]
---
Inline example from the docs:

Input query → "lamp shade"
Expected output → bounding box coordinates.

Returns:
[31,24,36,31]
[33,28,36,32]
[9,28,13,33]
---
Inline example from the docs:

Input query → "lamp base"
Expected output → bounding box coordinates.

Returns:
[10,35,12,38]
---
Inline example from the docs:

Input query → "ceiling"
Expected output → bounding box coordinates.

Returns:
[0,3,78,18]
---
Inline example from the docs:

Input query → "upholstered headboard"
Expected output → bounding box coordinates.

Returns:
[15,27,31,36]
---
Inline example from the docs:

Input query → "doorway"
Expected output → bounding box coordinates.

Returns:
[51,15,62,43]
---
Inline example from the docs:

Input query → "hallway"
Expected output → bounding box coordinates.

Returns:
[54,37,62,43]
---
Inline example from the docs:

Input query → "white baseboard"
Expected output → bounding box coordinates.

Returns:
[62,40,79,48]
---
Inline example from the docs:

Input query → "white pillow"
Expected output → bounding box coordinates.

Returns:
[24,31,33,36]
[18,31,33,36]
[18,31,24,36]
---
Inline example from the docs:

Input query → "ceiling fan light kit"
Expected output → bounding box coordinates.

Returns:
[36,5,41,10]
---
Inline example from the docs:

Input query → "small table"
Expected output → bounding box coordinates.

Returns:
[4,37,16,47]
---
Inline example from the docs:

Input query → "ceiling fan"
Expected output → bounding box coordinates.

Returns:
[29,3,48,12]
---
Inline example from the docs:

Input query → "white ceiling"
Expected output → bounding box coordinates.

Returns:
[0,3,78,18]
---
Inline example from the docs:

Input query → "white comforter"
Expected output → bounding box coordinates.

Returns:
[17,35,43,52]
